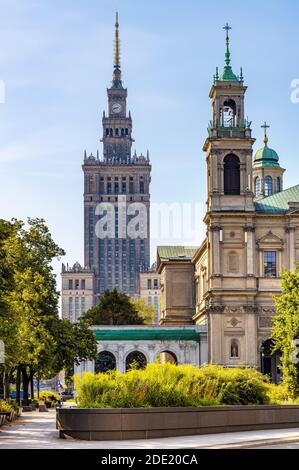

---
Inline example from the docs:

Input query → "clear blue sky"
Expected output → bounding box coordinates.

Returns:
[1,0,299,281]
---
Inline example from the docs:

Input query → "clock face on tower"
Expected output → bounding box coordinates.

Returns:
[112,103,122,114]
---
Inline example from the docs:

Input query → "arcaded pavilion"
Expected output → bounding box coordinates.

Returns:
[157,25,299,383]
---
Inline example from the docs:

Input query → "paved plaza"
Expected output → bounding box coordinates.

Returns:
[1,410,299,449]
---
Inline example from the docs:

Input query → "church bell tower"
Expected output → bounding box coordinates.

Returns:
[203,24,255,213]
[203,25,258,367]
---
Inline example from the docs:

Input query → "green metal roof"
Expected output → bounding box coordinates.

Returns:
[219,65,239,81]
[94,329,200,342]
[157,246,199,262]
[253,144,280,168]
[255,184,299,214]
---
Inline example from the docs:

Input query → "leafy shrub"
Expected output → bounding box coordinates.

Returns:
[0,400,15,413]
[74,363,271,408]
[265,383,295,404]
[38,391,60,403]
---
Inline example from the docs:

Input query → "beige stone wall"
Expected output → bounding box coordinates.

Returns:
[199,211,299,368]
[158,262,195,325]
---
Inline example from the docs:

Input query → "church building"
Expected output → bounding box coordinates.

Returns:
[157,24,299,382]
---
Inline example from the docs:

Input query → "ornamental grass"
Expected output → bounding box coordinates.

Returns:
[74,363,272,408]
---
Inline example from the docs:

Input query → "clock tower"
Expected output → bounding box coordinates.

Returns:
[83,13,151,297]
[101,13,133,163]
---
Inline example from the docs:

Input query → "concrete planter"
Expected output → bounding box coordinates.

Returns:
[57,405,299,441]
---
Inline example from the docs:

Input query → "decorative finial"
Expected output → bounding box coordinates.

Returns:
[215,66,219,80]
[223,22,232,67]
[240,67,243,81]
[261,121,270,145]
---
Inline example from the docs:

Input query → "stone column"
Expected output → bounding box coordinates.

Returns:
[212,153,218,192]
[211,226,221,276]
[117,345,125,373]
[244,308,258,367]
[289,227,296,272]
[244,226,255,276]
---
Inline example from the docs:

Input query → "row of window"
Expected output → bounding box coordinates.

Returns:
[68,279,86,290]
[68,296,86,321]
[147,278,159,290]
[105,128,129,137]
[106,181,144,194]
[255,176,281,197]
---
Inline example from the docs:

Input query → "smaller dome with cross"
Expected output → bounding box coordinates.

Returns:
[253,122,280,168]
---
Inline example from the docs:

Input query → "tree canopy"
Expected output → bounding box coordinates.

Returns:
[0,218,97,402]
[82,289,145,326]
[271,266,299,397]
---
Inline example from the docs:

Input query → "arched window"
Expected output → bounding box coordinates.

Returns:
[222,99,236,127]
[230,339,239,358]
[115,128,119,136]
[255,177,261,195]
[264,176,273,197]
[121,128,125,136]
[109,128,113,136]
[126,351,147,371]
[224,154,240,195]
[95,351,116,374]
[106,128,109,136]
[156,351,178,365]
[277,177,281,193]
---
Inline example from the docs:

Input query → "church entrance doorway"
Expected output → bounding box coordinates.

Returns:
[260,339,282,384]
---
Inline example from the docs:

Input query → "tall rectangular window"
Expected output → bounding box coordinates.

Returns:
[81,279,85,290]
[264,251,277,277]
[147,279,152,290]
[68,279,73,290]
[107,182,112,194]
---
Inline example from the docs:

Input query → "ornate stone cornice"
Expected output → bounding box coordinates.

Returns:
[210,225,222,232]
[243,225,255,233]
[206,305,225,314]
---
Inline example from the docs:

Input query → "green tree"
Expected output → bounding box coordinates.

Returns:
[0,218,97,403]
[0,219,21,399]
[82,289,144,325]
[131,298,155,325]
[271,266,299,398]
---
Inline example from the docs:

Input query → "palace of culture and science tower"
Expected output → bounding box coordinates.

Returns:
[61,14,152,321]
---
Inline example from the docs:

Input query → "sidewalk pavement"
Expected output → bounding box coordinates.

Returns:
[1,410,299,449]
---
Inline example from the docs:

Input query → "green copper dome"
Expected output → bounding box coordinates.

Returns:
[219,66,239,81]
[253,138,280,168]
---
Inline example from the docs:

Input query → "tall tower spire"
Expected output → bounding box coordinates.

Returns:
[114,12,120,68]
[112,12,123,89]
[217,23,239,81]
[223,22,232,68]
